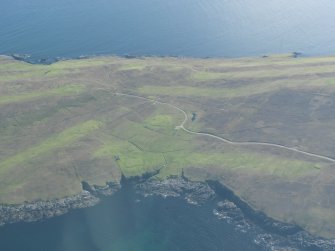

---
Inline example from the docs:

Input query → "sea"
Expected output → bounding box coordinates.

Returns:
[1,0,335,250]
[1,0,335,61]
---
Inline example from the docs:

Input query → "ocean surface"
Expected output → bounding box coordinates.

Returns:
[1,0,335,61]
[1,0,335,250]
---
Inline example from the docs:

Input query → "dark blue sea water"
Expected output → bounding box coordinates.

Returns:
[1,0,335,61]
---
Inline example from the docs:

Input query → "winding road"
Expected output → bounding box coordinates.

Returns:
[114,92,335,163]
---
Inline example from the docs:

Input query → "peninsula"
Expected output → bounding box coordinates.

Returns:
[1,54,335,239]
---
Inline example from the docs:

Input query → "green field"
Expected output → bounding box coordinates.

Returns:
[1,54,335,238]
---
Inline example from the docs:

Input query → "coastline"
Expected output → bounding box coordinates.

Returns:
[1,175,334,250]
[138,177,335,250]
[4,51,311,65]
[0,191,99,226]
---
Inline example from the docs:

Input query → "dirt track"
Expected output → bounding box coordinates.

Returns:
[115,92,335,163]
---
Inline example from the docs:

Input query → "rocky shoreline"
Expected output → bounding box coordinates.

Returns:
[0,181,120,226]
[0,191,99,226]
[7,51,305,65]
[136,177,216,205]
[137,177,335,251]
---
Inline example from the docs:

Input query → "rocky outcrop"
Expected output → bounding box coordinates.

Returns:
[81,181,120,197]
[0,191,99,226]
[136,177,215,205]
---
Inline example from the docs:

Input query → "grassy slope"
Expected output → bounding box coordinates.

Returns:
[1,54,335,238]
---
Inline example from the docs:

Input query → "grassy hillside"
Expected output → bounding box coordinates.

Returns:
[1,54,335,238]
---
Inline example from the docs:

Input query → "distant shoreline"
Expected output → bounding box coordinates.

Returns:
[2,51,311,65]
